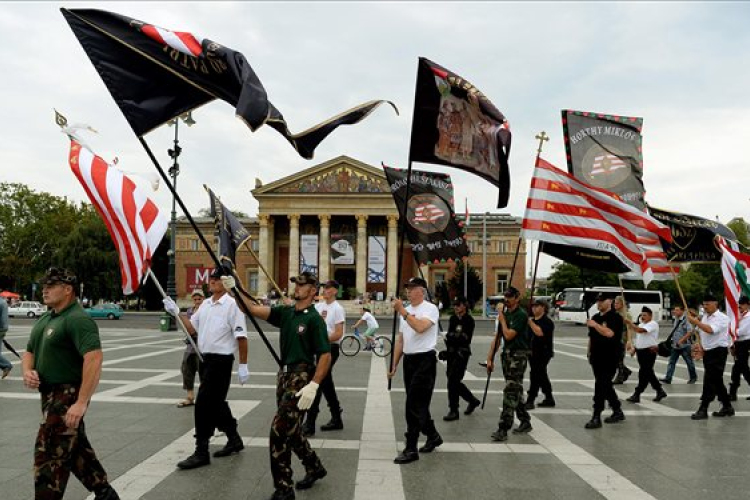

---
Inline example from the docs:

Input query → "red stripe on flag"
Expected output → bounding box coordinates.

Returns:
[176,32,202,57]
[141,25,166,45]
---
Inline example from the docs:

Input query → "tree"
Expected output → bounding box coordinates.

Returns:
[446,260,483,308]
[728,218,749,248]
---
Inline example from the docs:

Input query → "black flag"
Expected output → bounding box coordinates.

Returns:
[205,186,251,272]
[648,206,737,263]
[383,165,469,265]
[409,57,511,208]
[61,8,397,158]
[562,110,646,210]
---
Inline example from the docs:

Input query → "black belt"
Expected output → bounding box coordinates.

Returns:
[281,363,313,373]
[39,382,78,395]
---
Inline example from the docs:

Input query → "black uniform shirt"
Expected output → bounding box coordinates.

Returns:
[588,308,623,360]
[446,313,475,354]
[531,315,555,357]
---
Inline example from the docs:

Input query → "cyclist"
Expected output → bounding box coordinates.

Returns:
[352,306,379,351]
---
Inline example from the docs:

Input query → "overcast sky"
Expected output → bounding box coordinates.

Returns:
[2,2,749,279]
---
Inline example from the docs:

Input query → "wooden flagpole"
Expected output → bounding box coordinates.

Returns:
[242,240,285,298]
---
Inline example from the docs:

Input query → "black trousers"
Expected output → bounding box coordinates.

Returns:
[701,347,730,406]
[308,344,341,420]
[634,348,662,394]
[590,356,621,414]
[195,353,237,446]
[730,339,750,391]
[527,352,553,401]
[446,354,477,411]
[403,351,438,449]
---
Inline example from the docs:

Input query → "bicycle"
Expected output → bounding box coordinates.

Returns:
[340,328,392,357]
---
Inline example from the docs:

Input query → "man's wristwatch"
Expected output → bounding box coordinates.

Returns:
[402,312,410,320]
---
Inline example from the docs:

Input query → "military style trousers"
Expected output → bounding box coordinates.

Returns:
[34,385,110,500]
[403,351,439,449]
[270,369,324,492]
[590,356,621,414]
[498,350,531,430]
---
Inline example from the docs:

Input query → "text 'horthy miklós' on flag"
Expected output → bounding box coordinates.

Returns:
[382,165,469,265]
[409,57,512,208]
[61,8,397,159]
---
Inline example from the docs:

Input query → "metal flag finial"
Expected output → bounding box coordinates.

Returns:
[535,131,549,154]
[55,109,68,129]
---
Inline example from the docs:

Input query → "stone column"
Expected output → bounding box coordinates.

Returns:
[288,214,300,288]
[356,214,368,298]
[258,214,270,296]
[267,216,276,288]
[319,215,331,282]
[387,214,398,299]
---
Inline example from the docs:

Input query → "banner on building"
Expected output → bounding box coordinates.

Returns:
[562,109,645,210]
[368,236,386,283]
[185,266,213,294]
[300,234,319,274]
[383,164,469,265]
[331,232,355,265]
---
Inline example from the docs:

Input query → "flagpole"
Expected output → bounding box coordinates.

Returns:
[482,212,488,319]
[137,137,282,366]
[387,159,414,391]
[242,241,285,298]
[147,268,203,363]
[481,130,548,410]
[464,198,468,299]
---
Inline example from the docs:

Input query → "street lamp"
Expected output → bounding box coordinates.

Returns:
[166,112,195,329]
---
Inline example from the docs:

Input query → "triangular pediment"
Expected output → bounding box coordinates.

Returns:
[252,156,390,196]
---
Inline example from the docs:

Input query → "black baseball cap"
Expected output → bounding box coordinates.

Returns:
[404,277,427,289]
[453,296,469,306]
[533,297,548,308]
[323,280,340,289]
[209,267,229,279]
[503,286,520,298]
[40,267,78,287]
[703,293,718,302]
[291,272,319,287]
[595,293,608,301]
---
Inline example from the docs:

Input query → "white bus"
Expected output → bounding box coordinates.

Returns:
[556,287,663,324]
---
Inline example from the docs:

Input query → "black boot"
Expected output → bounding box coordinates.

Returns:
[302,418,316,437]
[653,389,667,402]
[320,408,343,431]
[443,410,459,421]
[585,414,602,429]
[177,442,210,470]
[712,404,735,417]
[418,433,444,453]
[537,397,556,408]
[490,427,508,441]
[626,392,641,403]
[604,408,625,424]
[512,421,533,434]
[213,432,244,457]
[691,403,709,420]
[295,465,328,490]
[622,366,632,382]
[94,485,120,500]
[464,399,480,415]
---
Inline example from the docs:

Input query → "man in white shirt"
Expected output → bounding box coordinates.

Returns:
[352,306,379,350]
[687,293,734,419]
[303,280,345,436]
[388,277,443,464]
[729,295,750,401]
[163,267,249,469]
[625,307,667,403]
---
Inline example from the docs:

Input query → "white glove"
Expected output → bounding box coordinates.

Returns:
[163,297,180,317]
[295,381,319,410]
[238,364,249,385]
[221,275,236,290]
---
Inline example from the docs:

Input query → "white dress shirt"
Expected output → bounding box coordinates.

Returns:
[634,319,659,349]
[737,310,750,341]
[190,293,247,355]
[700,310,731,350]
[400,301,439,354]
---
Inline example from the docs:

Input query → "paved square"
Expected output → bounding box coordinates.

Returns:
[1,320,749,500]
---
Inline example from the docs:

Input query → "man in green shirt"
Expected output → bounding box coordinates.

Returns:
[227,271,331,500]
[22,267,119,500]
[486,286,532,442]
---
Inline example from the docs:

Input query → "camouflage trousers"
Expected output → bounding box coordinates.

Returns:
[34,384,109,500]
[499,350,531,430]
[270,370,323,492]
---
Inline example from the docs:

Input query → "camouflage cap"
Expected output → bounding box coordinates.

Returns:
[40,267,78,286]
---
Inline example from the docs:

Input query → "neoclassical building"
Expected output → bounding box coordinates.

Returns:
[174,155,525,304]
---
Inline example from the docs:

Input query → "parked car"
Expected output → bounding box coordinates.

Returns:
[85,303,124,320]
[8,301,47,318]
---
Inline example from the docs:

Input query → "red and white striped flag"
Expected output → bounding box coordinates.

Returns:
[68,140,169,294]
[522,157,672,285]
[717,236,750,341]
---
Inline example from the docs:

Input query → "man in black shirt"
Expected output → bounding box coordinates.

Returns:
[525,298,555,410]
[441,297,481,421]
[585,294,625,429]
